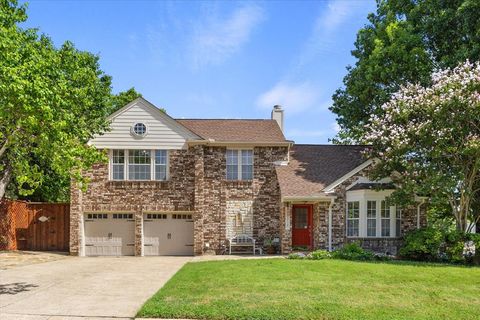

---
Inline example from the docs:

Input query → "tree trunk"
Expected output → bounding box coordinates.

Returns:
[0,165,12,200]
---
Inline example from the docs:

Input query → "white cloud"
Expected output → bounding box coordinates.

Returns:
[256,82,320,114]
[331,121,341,133]
[296,0,360,68]
[189,4,264,69]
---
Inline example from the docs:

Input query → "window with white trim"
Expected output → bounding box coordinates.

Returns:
[367,200,377,237]
[112,150,125,180]
[346,189,401,238]
[347,201,360,237]
[155,150,167,181]
[226,149,253,181]
[128,150,151,180]
[110,149,168,181]
[381,200,391,237]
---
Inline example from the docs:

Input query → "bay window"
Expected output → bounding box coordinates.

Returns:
[226,149,253,181]
[110,149,168,181]
[346,190,402,238]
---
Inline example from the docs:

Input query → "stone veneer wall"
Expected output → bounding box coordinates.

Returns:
[71,145,288,256]
[225,200,254,239]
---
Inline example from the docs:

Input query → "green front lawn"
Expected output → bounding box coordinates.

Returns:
[138,259,480,320]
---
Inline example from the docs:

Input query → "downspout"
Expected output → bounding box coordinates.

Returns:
[328,197,336,252]
[416,199,426,229]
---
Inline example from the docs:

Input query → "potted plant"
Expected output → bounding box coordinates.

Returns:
[263,237,277,254]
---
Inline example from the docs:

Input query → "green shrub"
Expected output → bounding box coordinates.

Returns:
[331,242,375,261]
[399,227,443,261]
[400,227,480,264]
[309,250,331,260]
[287,253,305,259]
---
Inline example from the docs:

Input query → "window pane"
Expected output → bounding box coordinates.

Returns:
[226,150,238,180]
[348,202,359,218]
[241,150,253,180]
[112,150,125,164]
[367,200,376,218]
[128,164,150,180]
[382,219,390,237]
[129,150,151,164]
[367,219,376,237]
[155,165,166,180]
[294,208,308,229]
[381,200,390,218]
[113,164,124,180]
[347,220,359,237]
[155,150,167,165]
[112,150,125,180]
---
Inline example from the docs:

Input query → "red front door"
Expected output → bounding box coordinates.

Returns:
[292,205,313,249]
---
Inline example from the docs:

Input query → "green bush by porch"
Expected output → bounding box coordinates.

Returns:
[137,259,480,320]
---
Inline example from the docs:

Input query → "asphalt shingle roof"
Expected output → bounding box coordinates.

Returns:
[275,144,369,198]
[176,119,287,143]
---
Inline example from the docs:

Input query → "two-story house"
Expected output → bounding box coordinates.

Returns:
[70,97,427,256]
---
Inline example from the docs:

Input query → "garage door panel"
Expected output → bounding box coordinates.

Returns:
[84,214,135,256]
[143,214,193,256]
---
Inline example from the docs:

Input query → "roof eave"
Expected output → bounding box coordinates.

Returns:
[186,140,293,147]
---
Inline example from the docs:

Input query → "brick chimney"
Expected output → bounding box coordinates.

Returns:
[271,105,284,132]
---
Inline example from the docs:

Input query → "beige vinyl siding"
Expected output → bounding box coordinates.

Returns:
[89,100,199,149]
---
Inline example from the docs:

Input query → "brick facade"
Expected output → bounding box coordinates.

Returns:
[71,146,427,256]
[70,146,287,256]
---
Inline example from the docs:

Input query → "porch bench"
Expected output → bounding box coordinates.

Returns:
[228,234,256,255]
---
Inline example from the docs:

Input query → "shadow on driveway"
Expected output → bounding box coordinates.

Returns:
[0,282,39,295]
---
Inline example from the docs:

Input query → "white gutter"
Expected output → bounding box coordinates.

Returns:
[328,197,336,252]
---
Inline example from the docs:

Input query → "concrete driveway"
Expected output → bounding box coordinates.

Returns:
[0,256,191,320]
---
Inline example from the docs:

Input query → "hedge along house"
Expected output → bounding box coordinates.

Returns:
[69,97,427,257]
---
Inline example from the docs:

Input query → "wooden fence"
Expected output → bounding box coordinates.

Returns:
[0,200,70,251]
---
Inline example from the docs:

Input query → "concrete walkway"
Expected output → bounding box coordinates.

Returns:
[0,256,191,320]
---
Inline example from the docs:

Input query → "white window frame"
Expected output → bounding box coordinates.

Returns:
[226,149,253,181]
[346,201,360,237]
[109,149,169,181]
[346,189,401,238]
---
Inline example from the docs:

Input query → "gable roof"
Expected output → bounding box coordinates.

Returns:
[108,97,201,139]
[275,144,370,199]
[176,119,287,143]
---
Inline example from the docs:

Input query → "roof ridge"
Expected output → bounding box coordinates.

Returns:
[176,118,273,121]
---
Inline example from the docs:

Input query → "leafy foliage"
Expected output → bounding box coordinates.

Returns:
[400,227,480,264]
[364,61,480,230]
[330,242,376,261]
[308,249,331,260]
[331,0,480,142]
[0,1,146,201]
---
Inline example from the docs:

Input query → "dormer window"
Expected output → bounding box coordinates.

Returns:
[132,123,147,137]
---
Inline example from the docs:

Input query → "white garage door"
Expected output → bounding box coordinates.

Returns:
[84,213,135,256]
[143,213,194,256]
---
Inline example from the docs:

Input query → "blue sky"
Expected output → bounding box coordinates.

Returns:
[22,0,376,143]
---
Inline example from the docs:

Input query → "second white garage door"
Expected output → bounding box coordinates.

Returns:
[143,213,194,256]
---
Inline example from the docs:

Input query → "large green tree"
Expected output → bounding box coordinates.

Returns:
[331,0,480,143]
[0,0,117,200]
